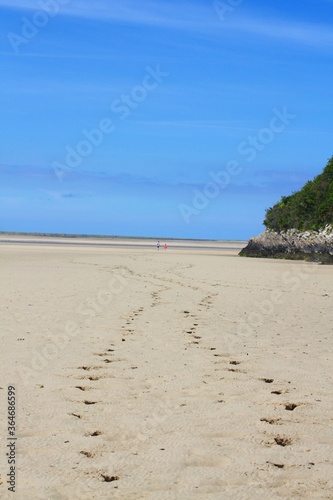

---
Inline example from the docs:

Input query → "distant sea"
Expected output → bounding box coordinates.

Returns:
[0,232,247,251]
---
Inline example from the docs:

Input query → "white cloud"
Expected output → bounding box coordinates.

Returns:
[230,16,333,50]
[0,0,213,32]
[1,0,332,50]
[135,119,255,132]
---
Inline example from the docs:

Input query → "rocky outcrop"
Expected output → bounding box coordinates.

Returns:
[239,225,333,264]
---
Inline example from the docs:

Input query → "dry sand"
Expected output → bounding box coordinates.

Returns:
[0,238,332,499]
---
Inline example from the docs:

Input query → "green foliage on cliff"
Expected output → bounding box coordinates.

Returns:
[264,156,333,232]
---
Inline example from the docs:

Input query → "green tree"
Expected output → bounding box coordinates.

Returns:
[264,156,333,231]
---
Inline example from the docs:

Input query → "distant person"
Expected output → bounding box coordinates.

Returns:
[157,240,160,251]
[164,243,167,251]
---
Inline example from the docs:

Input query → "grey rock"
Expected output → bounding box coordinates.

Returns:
[239,225,333,264]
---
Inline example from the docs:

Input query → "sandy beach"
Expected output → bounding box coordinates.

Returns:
[0,237,332,499]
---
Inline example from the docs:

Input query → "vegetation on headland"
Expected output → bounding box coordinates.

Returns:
[263,156,333,232]
[239,156,333,263]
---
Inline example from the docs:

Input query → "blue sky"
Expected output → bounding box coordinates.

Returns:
[1,0,332,239]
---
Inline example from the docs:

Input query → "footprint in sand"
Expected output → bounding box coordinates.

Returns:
[274,435,294,447]
[101,474,119,483]
[78,366,104,371]
[285,403,298,411]
[70,413,82,419]
[80,451,95,458]
[260,417,282,425]
[267,461,285,469]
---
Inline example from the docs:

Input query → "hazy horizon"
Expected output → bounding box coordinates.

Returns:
[0,230,247,243]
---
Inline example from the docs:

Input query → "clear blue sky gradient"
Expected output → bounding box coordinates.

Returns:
[1,0,332,239]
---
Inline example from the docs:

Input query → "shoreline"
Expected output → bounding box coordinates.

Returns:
[0,234,247,252]
[0,231,245,242]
